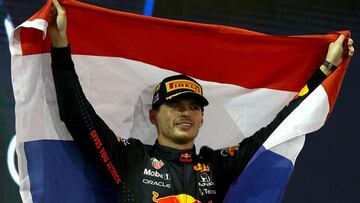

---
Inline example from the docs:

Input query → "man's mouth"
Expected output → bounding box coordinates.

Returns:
[175,120,194,129]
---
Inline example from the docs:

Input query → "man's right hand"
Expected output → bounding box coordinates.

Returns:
[48,0,68,48]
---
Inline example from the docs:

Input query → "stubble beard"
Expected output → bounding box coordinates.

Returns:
[170,127,199,145]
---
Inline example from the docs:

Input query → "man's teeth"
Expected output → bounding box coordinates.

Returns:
[177,123,192,127]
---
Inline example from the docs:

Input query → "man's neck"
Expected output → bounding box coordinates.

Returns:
[157,137,194,150]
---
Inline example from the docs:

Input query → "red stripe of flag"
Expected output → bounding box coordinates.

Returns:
[20,0,349,92]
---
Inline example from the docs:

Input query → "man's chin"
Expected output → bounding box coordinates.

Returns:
[173,133,196,145]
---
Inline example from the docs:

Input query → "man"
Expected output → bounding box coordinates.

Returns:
[49,0,354,202]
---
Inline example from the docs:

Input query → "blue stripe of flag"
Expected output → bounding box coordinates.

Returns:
[223,146,294,203]
[25,140,117,203]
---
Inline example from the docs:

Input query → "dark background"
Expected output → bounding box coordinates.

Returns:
[0,0,359,202]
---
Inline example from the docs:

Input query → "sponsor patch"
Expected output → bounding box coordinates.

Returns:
[193,163,210,172]
[179,153,192,163]
[165,79,202,94]
[199,188,217,196]
[144,168,171,180]
[153,92,159,104]
[142,179,171,189]
[198,172,215,187]
[220,145,239,157]
[151,158,164,170]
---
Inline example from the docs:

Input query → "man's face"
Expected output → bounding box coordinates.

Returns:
[150,97,204,148]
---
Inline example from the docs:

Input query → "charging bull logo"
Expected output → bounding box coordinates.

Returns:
[152,191,201,203]
[179,153,192,163]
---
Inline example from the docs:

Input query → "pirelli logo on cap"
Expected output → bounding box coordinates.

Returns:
[165,79,202,95]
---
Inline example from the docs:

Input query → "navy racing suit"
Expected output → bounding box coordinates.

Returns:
[51,46,326,203]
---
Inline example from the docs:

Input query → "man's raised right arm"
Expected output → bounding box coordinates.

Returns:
[49,0,143,187]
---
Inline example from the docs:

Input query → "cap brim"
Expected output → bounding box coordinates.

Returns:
[166,91,209,107]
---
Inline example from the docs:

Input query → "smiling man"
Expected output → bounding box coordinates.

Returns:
[48,0,354,202]
[150,75,208,150]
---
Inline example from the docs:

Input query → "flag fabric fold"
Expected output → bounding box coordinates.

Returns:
[10,0,350,202]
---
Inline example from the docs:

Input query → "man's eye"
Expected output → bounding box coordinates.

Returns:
[191,105,201,111]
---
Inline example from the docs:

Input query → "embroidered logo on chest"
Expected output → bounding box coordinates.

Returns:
[151,158,165,170]
[193,163,210,172]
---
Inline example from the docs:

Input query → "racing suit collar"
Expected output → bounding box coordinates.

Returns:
[151,140,197,163]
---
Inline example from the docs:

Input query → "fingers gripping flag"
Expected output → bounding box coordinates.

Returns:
[10,0,350,202]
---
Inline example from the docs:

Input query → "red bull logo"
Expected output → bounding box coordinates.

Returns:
[179,153,192,163]
[152,191,201,203]
[193,163,210,172]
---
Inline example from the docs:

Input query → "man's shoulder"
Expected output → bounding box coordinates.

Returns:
[198,145,214,161]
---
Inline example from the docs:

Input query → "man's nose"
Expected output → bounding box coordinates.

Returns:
[178,105,191,114]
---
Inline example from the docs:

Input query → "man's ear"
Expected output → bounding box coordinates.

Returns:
[200,112,204,127]
[149,109,157,125]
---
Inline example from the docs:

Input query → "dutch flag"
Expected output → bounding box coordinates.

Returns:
[10,0,350,202]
